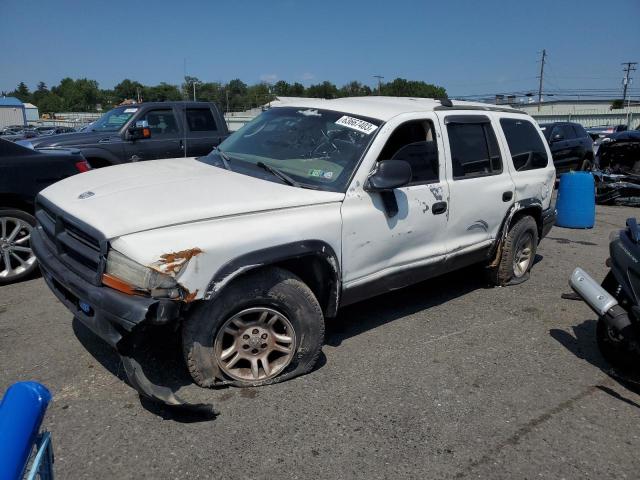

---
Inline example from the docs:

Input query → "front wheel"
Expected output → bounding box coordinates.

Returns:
[182,267,324,388]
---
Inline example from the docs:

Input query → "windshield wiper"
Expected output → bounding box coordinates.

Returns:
[256,161,302,187]
[212,146,231,170]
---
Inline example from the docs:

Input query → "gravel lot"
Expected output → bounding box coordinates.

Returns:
[2,205,640,479]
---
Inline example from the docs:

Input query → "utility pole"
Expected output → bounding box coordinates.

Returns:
[373,75,384,95]
[622,62,637,107]
[193,81,196,101]
[537,49,546,112]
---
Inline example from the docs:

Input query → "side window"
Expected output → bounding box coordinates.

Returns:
[499,118,549,171]
[140,109,179,136]
[446,121,502,180]
[561,125,576,139]
[377,120,439,184]
[573,124,588,138]
[186,108,218,132]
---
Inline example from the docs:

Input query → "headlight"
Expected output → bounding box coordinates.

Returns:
[104,249,179,297]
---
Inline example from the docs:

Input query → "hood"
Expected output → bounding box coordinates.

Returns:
[28,131,120,148]
[39,157,345,238]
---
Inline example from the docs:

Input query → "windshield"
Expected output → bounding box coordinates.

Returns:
[199,107,381,191]
[89,106,138,132]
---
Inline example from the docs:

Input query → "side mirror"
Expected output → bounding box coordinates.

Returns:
[365,160,412,192]
[551,133,564,142]
[125,120,151,141]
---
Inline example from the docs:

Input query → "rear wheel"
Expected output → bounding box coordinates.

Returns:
[596,316,640,371]
[182,267,324,387]
[489,216,538,286]
[0,209,38,284]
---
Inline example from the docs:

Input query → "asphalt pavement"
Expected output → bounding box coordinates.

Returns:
[2,205,640,479]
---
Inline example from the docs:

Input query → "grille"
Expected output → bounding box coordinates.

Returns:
[35,201,104,284]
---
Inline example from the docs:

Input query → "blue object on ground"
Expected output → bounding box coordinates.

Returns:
[0,382,52,480]
[555,172,596,228]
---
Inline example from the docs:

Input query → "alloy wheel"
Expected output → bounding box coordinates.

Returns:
[513,232,534,278]
[214,307,296,382]
[0,216,36,281]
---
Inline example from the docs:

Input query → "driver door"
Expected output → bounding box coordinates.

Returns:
[341,113,450,294]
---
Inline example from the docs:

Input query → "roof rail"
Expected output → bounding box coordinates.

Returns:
[434,105,526,114]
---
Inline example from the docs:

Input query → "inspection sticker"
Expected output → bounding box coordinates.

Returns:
[335,116,378,135]
[309,169,334,179]
[124,108,138,113]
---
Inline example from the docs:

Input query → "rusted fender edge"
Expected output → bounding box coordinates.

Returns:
[119,332,218,418]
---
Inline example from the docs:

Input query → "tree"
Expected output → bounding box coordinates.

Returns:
[339,81,372,97]
[306,81,339,99]
[380,78,446,98]
[37,93,64,114]
[289,82,305,96]
[52,78,101,111]
[226,79,249,111]
[11,82,31,102]
[611,99,624,110]
[273,80,291,96]
[114,79,144,102]
[143,82,182,102]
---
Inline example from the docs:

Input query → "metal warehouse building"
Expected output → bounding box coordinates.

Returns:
[0,97,26,129]
[512,99,640,128]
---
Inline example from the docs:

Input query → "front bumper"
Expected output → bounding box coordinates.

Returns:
[32,227,180,349]
[541,207,557,238]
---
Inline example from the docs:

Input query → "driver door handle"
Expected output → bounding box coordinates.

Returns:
[432,201,447,215]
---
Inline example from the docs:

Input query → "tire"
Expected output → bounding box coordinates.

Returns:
[0,209,39,285]
[489,216,538,286]
[182,267,324,388]
[596,316,640,372]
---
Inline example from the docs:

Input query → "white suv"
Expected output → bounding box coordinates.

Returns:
[32,97,556,398]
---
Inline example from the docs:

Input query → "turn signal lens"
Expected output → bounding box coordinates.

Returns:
[102,273,143,296]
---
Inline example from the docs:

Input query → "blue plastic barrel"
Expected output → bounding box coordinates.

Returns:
[555,172,595,228]
[0,382,52,480]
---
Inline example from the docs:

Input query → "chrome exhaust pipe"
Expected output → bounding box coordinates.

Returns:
[569,268,618,316]
[569,267,632,334]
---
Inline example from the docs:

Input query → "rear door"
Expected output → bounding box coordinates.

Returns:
[495,115,555,212]
[124,107,184,161]
[437,112,515,256]
[180,106,226,157]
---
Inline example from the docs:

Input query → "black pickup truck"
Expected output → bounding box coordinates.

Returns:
[22,102,229,168]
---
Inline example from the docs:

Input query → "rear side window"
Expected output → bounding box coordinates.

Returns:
[447,122,502,179]
[186,108,218,132]
[500,118,549,171]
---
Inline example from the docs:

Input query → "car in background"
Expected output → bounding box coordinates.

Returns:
[24,102,230,168]
[35,126,76,136]
[586,124,627,141]
[0,138,91,284]
[539,121,594,173]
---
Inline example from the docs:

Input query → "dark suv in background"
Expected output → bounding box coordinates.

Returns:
[539,121,594,173]
[22,101,229,168]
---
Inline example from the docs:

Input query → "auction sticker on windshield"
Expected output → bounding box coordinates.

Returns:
[335,116,378,135]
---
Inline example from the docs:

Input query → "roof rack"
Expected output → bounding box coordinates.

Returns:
[434,104,526,114]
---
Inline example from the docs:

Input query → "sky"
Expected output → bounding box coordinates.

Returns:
[1,0,639,99]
